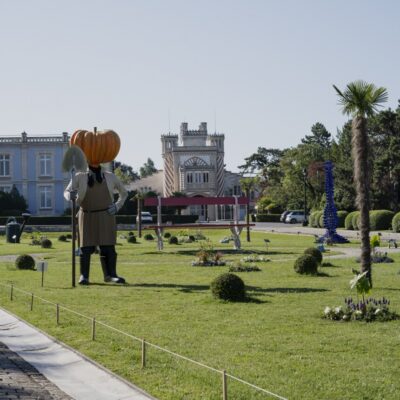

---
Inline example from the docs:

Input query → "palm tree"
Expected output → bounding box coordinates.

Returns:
[333,81,388,287]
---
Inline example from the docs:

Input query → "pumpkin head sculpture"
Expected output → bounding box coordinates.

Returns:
[70,128,121,167]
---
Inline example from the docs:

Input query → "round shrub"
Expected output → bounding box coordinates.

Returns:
[337,211,349,228]
[211,273,246,301]
[128,231,135,237]
[304,247,323,264]
[370,210,394,231]
[352,212,361,231]
[168,236,178,245]
[66,234,72,239]
[41,238,52,249]
[58,235,67,242]
[144,233,154,241]
[127,235,136,243]
[189,235,196,242]
[392,212,400,233]
[345,211,358,230]
[15,254,35,270]
[309,211,320,228]
[318,213,325,228]
[313,211,323,228]
[163,232,171,239]
[294,254,318,275]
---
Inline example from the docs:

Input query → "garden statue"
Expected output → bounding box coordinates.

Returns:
[320,161,349,244]
[64,128,128,285]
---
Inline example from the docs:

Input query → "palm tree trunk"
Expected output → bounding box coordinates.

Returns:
[351,116,372,286]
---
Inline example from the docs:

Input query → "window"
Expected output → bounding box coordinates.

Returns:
[0,185,11,193]
[39,185,52,209]
[0,154,10,176]
[203,172,209,183]
[39,153,52,176]
[187,173,193,183]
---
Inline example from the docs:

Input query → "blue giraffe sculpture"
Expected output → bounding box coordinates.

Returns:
[319,161,349,244]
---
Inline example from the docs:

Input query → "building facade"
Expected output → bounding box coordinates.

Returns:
[0,132,69,215]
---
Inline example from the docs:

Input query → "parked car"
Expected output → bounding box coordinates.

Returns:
[136,211,153,223]
[285,210,307,224]
[280,210,291,222]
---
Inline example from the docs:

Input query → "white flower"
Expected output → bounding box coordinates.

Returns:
[342,314,349,320]
[375,308,381,315]
[324,306,331,315]
[354,310,363,315]
[334,306,342,314]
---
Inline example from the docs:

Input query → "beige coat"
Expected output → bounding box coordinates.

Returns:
[64,170,128,212]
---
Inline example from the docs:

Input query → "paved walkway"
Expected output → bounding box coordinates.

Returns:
[0,308,156,400]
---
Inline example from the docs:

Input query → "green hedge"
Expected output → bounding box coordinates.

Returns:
[370,210,394,231]
[392,212,400,232]
[309,211,321,228]
[337,211,349,228]
[318,213,325,228]
[345,211,358,230]
[255,213,281,222]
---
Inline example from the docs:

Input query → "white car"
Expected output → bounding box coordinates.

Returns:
[136,211,153,223]
[285,211,307,224]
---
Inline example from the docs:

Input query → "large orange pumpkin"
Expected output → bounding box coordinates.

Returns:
[70,128,121,167]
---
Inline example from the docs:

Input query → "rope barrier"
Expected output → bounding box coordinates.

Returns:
[0,282,287,399]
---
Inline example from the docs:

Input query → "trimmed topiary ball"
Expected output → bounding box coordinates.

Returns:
[41,238,52,249]
[127,235,136,243]
[304,247,323,264]
[144,233,154,241]
[164,232,171,238]
[58,235,67,242]
[294,254,318,275]
[211,273,246,301]
[188,235,196,242]
[168,236,178,245]
[128,231,135,237]
[66,234,72,239]
[15,254,35,270]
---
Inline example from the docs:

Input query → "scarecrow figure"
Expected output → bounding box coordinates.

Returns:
[64,128,127,285]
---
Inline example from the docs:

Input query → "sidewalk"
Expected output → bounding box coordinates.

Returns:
[0,308,156,400]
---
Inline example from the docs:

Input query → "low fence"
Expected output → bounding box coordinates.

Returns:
[0,282,287,400]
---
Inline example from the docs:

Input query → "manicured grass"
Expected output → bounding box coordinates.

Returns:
[0,230,399,399]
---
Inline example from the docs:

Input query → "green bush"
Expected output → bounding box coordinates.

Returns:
[211,273,246,301]
[41,238,52,248]
[168,236,178,245]
[144,233,154,241]
[164,232,171,238]
[188,235,196,242]
[318,212,325,228]
[370,210,394,231]
[370,234,380,248]
[345,211,358,230]
[66,234,72,239]
[392,212,400,232]
[127,235,136,243]
[294,254,318,275]
[337,211,349,228]
[255,214,281,222]
[304,247,323,264]
[128,231,135,236]
[352,212,361,230]
[266,203,283,214]
[58,235,67,242]
[15,254,35,270]
[309,211,322,228]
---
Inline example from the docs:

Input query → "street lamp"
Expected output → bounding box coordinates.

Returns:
[302,168,308,226]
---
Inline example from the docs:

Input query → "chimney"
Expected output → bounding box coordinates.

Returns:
[199,122,207,133]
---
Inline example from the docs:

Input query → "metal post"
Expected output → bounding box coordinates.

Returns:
[137,195,142,238]
[41,268,44,287]
[222,370,228,400]
[10,284,13,301]
[92,317,96,341]
[30,293,34,311]
[141,338,146,368]
[56,304,60,325]
[303,168,308,226]
[246,189,250,242]
[71,195,76,287]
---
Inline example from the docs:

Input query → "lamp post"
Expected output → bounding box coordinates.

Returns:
[302,168,308,226]
[136,191,143,238]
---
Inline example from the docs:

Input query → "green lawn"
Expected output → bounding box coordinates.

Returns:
[0,230,399,400]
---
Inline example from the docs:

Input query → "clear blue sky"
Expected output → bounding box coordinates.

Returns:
[1,0,399,171]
